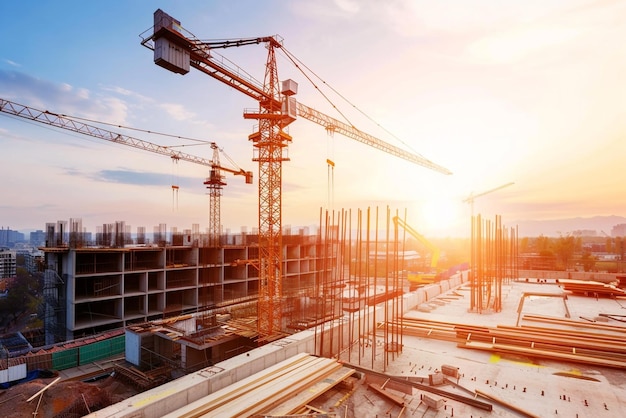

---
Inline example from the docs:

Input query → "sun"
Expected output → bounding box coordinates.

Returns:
[418,197,463,235]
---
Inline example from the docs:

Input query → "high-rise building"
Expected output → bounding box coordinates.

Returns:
[30,230,46,247]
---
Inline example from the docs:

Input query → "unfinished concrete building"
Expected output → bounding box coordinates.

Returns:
[41,219,333,348]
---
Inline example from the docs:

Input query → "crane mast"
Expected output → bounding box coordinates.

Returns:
[0,98,252,243]
[205,142,254,247]
[141,9,452,340]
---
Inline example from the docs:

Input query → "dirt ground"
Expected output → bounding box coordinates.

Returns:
[0,374,140,418]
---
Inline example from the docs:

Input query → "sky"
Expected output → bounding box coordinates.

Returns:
[1,0,625,238]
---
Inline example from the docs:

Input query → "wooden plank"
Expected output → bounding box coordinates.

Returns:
[475,389,540,418]
[26,377,61,402]
[232,359,343,416]
[368,383,405,406]
[265,366,355,415]
[166,353,316,417]
[166,355,349,418]
[462,341,626,369]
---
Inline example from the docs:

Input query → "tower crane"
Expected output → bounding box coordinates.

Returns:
[140,9,452,340]
[463,182,515,218]
[205,142,253,246]
[0,97,252,245]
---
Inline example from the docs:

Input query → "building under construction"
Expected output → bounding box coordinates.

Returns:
[69,211,626,417]
[41,218,335,346]
[0,209,623,417]
[4,7,626,416]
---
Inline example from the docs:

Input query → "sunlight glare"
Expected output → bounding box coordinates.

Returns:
[419,197,462,235]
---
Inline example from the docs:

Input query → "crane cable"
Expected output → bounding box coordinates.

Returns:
[52,113,213,146]
[50,112,249,173]
[280,46,428,159]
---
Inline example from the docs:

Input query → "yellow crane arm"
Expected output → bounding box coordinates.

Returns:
[392,216,440,269]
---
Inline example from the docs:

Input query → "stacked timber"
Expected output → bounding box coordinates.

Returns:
[164,353,354,418]
[394,317,462,342]
[559,279,626,297]
[396,316,626,369]
[456,322,626,369]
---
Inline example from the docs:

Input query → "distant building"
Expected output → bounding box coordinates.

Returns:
[0,248,17,279]
[572,229,597,237]
[611,224,626,237]
[24,250,44,274]
[0,228,25,247]
[30,230,46,247]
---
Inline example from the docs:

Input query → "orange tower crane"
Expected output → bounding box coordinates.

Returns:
[0,98,252,246]
[141,9,452,340]
[205,142,253,246]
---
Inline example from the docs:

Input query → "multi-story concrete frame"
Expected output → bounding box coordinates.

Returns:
[42,231,332,344]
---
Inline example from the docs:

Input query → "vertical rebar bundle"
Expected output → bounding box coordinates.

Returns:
[470,214,519,313]
[314,207,404,370]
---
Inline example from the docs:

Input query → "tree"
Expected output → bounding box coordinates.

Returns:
[581,251,596,272]
[615,237,624,260]
[519,237,530,253]
[535,235,551,254]
[554,234,576,270]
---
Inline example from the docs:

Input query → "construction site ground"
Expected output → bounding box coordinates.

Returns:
[324,279,626,418]
[4,278,626,417]
[0,357,140,418]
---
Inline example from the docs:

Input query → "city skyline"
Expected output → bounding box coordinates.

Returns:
[1,1,625,238]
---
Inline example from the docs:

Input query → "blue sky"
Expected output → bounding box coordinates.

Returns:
[1,1,625,237]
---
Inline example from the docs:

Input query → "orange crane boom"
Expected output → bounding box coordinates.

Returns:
[0,97,252,243]
[140,9,452,340]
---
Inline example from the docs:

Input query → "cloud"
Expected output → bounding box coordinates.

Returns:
[84,168,254,197]
[0,69,129,124]
[93,169,201,189]
[160,102,195,122]
[4,59,20,67]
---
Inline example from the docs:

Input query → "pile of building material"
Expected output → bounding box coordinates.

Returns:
[559,279,626,297]
[163,353,355,417]
[395,314,626,369]
[456,321,626,369]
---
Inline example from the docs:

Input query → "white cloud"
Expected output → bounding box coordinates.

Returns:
[4,59,20,67]
[160,102,195,121]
